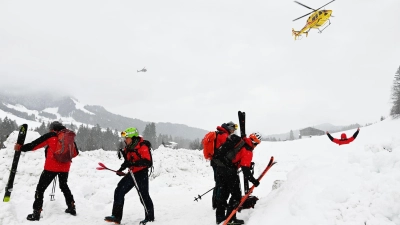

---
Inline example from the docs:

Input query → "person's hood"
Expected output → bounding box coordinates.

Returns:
[216,126,230,134]
[341,133,347,139]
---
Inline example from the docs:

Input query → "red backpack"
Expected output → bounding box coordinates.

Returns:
[54,129,78,163]
[202,131,218,160]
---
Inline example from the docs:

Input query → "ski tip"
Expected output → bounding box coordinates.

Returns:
[3,196,10,202]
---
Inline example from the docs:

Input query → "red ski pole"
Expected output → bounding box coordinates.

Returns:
[223,156,276,225]
[96,162,126,175]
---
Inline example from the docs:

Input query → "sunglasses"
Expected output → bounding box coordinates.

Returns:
[120,131,128,138]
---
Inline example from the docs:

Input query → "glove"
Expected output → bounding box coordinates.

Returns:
[252,179,260,187]
[14,144,21,151]
[116,170,125,176]
[116,167,126,176]
[121,160,132,168]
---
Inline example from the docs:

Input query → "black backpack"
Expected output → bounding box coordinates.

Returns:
[211,134,245,168]
[139,140,153,168]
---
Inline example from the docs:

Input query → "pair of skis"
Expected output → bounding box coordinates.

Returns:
[3,124,28,202]
[238,111,251,194]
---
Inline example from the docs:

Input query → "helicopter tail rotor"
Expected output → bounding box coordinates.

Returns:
[292,29,301,40]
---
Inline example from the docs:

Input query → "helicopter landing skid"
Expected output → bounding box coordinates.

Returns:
[318,19,331,33]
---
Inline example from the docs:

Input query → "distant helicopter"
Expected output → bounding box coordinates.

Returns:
[137,67,147,72]
[292,0,335,40]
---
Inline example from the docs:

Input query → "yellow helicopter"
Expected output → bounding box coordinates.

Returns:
[292,0,335,40]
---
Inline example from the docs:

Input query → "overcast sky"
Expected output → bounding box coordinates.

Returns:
[1,0,399,135]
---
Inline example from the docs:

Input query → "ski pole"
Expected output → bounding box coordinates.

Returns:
[194,169,244,202]
[50,176,57,201]
[128,170,148,215]
[194,187,214,201]
[96,162,126,175]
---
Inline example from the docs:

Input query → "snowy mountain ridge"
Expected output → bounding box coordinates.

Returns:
[0,92,207,140]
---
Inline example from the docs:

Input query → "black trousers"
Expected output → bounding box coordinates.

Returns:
[33,170,75,211]
[112,168,154,221]
[215,167,241,222]
[212,163,218,209]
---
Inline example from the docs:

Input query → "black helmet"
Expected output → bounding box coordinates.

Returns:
[49,121,63,131]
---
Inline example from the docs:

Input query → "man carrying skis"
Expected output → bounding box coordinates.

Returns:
[105,127,155,225]
[211,122,238,209]
[326,128,360,145]
[214,132,262,225]
[14,121,79,221]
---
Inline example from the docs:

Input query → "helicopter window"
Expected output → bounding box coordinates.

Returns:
[319,11,322,15]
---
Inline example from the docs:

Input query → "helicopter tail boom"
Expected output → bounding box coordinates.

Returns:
[292,28,309,40]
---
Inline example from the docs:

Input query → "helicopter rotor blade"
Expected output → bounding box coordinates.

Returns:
[293,0,335,22]
[315,0,335,11]
[293,11,314,21]
[294,1,316,11]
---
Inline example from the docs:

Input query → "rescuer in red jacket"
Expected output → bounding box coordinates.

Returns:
[211,122,238,210]
[214,132,262,225]
[326,128,360,145]
[105,127,154,225]
[14,121,79,221]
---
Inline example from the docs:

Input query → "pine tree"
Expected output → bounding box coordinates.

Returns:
[34,122,48,135]
[189,138,202,150]
[289,130,294,140]
[390,65,400,116]
[142,123,157,148]
[0,117,18,148]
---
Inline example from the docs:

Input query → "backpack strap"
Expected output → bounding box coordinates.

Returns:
[243,142,254,151]
[212,134,245,168]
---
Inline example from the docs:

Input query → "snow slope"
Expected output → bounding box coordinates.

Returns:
[0,118,399,225]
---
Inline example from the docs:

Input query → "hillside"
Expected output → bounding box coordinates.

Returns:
[0,92,206,140]
[0,116,399,225]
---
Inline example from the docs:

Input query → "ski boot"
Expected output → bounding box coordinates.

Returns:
[26,209,41,221]
[65,202,76,216]
[105,215,121,224]
[216,216,226,224]
[227,218,245,225]
[139,218,154,225]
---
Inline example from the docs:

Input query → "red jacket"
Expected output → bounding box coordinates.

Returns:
[125,137,152,173]
[327,129,360,146]
[232,137,254,168]
[20,132,77,172]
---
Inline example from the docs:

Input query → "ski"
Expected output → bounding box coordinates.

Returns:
[223,156,277,225]
[238,111,250,194]
[3,124,28,202]
[238,111,246,138]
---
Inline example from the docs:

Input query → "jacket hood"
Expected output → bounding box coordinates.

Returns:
[341,133,347,139]
[216,126,230,134]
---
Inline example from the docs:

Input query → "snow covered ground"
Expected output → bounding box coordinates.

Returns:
[1,117,400,225]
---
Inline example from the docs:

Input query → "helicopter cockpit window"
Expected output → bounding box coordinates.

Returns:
[319,11,322,15]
